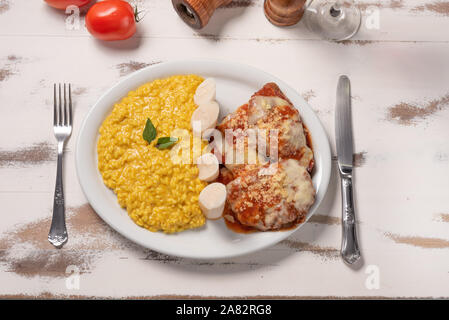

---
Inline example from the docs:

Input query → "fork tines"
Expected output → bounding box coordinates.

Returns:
[53,83,72,127]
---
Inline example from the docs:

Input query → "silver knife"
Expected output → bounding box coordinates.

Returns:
[335,75,361,265]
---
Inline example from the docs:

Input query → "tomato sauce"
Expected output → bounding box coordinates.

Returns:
[224,212,305,234]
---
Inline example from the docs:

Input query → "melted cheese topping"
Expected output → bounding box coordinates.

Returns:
[281,118,307,149]
[249,96,290,124]
[283,159,315,212]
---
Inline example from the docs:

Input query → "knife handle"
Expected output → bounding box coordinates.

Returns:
[340,173,361,264]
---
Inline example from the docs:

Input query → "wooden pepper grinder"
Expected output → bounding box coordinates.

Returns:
[172,0,233,29]
[264,0,307,26]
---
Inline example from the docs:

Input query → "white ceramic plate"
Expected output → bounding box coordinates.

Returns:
[76,60,331,259]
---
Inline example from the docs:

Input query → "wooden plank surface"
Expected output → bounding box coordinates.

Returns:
[0,0,449,298]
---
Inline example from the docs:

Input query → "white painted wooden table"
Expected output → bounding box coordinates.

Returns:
[1,0,449,299]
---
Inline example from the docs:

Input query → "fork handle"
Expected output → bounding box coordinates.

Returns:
[48,142,68,248]
[340,173,361,264]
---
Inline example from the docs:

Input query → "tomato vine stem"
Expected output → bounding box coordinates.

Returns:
[134,6,145,23]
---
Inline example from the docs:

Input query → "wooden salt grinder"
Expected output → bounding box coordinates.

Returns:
[264,0,307,26]
[172,0,233,29]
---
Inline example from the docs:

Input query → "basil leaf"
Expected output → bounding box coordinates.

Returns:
[142,118,157,144]
[155,137,178,149]
[156,142,177,149]
[156,137,177,144]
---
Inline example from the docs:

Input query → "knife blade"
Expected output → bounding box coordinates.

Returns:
[335,75,353,171]
[335,75,361,265]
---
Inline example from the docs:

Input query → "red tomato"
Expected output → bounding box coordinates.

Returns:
[86,0,137,41]
[45,0,91,10]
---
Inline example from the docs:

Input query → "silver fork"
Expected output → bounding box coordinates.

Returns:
[48,83,72,248]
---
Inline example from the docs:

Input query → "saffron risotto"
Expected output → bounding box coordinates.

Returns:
[97,75,208,233]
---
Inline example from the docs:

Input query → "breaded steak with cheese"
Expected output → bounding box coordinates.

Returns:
[217,83,314,173]
[226,159,315,231]
[217,83,316,231]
